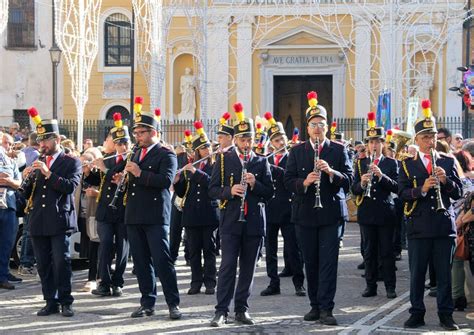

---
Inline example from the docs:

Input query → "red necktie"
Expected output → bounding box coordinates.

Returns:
[275,154,282,167]
[116,155,123,164]
[424,154,432,174]
[46,156,53,169]
[199,162,205,170]
[318,144,323,155]
[239,154,244,160]
[139,147,147,162]
[374,158,379,166]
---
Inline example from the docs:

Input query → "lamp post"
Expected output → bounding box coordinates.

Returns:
[49,1,61,120]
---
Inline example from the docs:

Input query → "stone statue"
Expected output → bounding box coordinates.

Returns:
[179,67,197,119]
[414,63,434,100]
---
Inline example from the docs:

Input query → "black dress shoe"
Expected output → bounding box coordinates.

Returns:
[454,296,467,311]
[112,286,123,297]
[438,313,459,331]
[260,286,280,296]
[169,305,182,320]
[362,287,377,297]
[404,314,425,328]
[61,305,74,317]
[187,287,201,295]
[7,273,22,283]
[303,308,320,321]
[131,306,155,318]
[210,311,227,327]
[0,281,15,290]
[386,289,397,299]
[295,286,306,296]
[204,287,215,295]
[37,303,60,316]
[235,312,255,325]
[357,262,365,270]
[320,310,337,325]
[278,268,292,277]
[91,285,111,296]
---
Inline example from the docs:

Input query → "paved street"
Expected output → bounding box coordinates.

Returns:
[1,223,474,334]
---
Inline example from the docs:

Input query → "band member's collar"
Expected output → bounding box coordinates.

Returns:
[141,142,158,152]
[235,149,254,161]
[309,137,328,149]
[222,145,234,153]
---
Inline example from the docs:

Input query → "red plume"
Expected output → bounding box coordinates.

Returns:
[184,129,192,137]
[256,122,262,129]
[154,108,161,116]
[113,112,121,121]
[194,121,203,129]
[28,107,38,117]
[233,102,243,113]
[264,112,273,120]
[367,111,376,121]
[421,99,431,109]
[222,112,231,120]
[387,129,393,136]
[331,121,337,128]
[134,96,144,104]
[307,91,317,100]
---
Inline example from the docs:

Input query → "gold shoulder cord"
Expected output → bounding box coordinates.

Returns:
[180,170,190,208]
[402,160,417,216]
[218,152,233,209]
[355,159,364,207]
[96,171,105,203]
[25,179,37,214]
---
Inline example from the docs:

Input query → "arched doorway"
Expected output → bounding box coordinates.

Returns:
[105,106,130,120]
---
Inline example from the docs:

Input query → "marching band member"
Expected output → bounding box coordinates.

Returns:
[208,102,273,327]
[260,112,305,298]
[399,100,462,330]
[352,112,398,299]
[284,91,353,325]
[216,112,234,154]
[174,123,219,295]
[23,108,82,317]
[124,98,181,320]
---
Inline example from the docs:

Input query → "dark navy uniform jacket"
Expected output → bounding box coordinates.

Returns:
[208,150,273,237]
[266,153,292,224]
[25,151,82,236]
[398,151,462,239]
[284,139,353,227]
[125,143,177,226]
[174,162,219,228]
[352,155,399,225]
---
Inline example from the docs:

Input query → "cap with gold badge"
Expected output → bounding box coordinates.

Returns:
[264,112,286,140]
[133,96,162,131]
[217,112,234,137]
[365,111,385,141]
[414,99,437,136]
[110,113,130,143]
[305,91,327,123]
[233,102,254,137]
[192,121,211,151]
[28,107,60,141]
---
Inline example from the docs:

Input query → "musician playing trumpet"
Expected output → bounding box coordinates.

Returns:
[284,91,353,326]
[208,102,273,327]
[352,112,398,300]
[399,100,462,330]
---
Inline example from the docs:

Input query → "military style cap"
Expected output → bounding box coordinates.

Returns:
[192,121,211,151]
[264,112,286,140]
[233,102,254,137]
[305,91,327,123]
[110,113,130,143]
[217,112,234,136]
[28,107,60,141]
[385,129,396,151]
[414,99,437,136]
[133,96,162,131]
[365,111,385,141]
[330,121,344,141]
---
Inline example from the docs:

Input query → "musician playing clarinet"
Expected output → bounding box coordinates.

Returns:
[284,91,353,325]
[208,102,273,327]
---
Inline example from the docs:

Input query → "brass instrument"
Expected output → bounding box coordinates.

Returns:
[22,155,45,214]
[313,138,323,209]
[391,129,412,160]
[109,145,136,209]
[363,152,376,199]
[430,149,446,212]
[238,149,249,222]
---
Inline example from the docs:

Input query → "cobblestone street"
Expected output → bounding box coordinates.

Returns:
[1,223,474,334]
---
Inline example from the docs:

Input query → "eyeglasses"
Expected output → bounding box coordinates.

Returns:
[455,137,463,141]
[132,130,151,137]
[308,122,327,129]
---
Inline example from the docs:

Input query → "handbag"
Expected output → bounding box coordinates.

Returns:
[86,216,100,242]
[455,225,470,260]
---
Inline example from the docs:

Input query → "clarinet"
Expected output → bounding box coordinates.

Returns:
[109,145,136,209]
[363,152,376,199]
[430,149,446,212]
[238,149,249,222]
[313,138,323,209]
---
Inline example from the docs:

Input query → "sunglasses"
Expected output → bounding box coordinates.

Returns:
[308,122,327,129]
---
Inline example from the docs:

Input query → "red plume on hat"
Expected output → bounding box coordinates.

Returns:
[184,129,193,143]
[264,112,276,126]
[233,102,245,122]
[28,107,42,125]
[113,112,123,128]
[367,111,376,128]
[219,112,231,125]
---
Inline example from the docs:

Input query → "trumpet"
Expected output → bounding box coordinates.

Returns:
[313,138,323,209]
[109,145,137,209]
[430,149,446,212]
[238,149,249,222]
[363,152,376,199]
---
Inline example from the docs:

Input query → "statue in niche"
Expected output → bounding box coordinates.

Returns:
[414,62,434,100]
[178,67,197,120]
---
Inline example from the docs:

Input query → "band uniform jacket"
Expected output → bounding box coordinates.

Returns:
[24,151,82,236]
[125,143,177,226]
[208,150,274,236]
[352,155,399,225]
[284,139,353,227]
[84,154,127,223]
[266,153,292,224]
[398,151,462,239]
[174,162,219,228]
